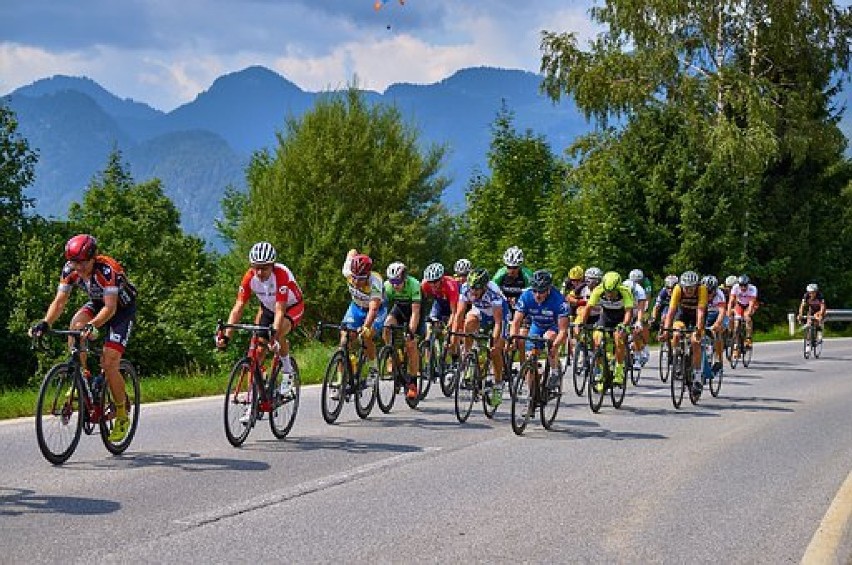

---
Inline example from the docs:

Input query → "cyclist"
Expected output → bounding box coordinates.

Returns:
[702,275,727,375]
[453,258,471,285]
[650,274,679,331]
[510,270,570,390]
[728,274,758,351]
[455,267,509,407]
[340,249,386,390]
[798,283,826,343]
[572,267,603,339]
[421,262,460,358]
[663,270,707,397]
[30,234,138,443]
[492,246,533,311]
[624,269,650,367]
[561,265,586,319]
[576,271,633,391]
[383,261,423,399]
[216,242,303,396]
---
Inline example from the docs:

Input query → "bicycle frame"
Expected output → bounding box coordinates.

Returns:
[218,321,281,414]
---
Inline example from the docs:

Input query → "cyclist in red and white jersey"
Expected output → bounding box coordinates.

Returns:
[30,234,138,442]
[217,242,304,391]
[727,274,758,348]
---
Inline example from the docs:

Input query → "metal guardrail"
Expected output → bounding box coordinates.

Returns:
[787,309,852,335]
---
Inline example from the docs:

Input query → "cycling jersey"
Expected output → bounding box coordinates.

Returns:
[623,279,648,313]
[706,288,726,314]
[342,258,384,309]
[669,284,709,311]
[730,284,758,307]
[384,276,422,305]
[420,277,459,307]
[588,285,634,311]
[58,255,137,309]
[802,291,825,314]
[655,288,673,309]
[491,266,533,302]
[515,287,569,332]
[459,280,508,319]
[237,264,302,311]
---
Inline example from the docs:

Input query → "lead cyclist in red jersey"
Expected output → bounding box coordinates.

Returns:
[216,242,304,391]
[30,234,138,442]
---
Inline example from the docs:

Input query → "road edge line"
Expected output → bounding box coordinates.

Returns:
[802,468,852,564]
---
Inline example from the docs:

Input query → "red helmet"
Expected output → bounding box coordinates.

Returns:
[350,254,372,278]
[65,234,97,261]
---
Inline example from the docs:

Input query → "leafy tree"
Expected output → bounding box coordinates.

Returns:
[0,104,38,386]
[231,87,452,327]
[540,0,852,311]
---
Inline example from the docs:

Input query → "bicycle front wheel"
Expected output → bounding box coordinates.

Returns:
[588,348,606,413]
[540,365,561,430]
[611,363,627,409]
[36,363,83,465]
[321,351,346,424]
[224,358,256,446]
[439,344,456,397]
[742,339,753,368]
[353,351,376,419]
[709,361,723,398]
[814,331,823,358]
[572,341,588,396]
[101,360,140,454]
[454,354,477,423]
[270,358,300,439]
[658,342,671,383]
[511,361,535,435]
[376,347,397,414]
[803,327,811,359]
[417,339,433,400]
[670,351,686,409]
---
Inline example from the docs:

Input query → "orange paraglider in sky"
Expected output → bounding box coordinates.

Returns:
[374,0,405,11]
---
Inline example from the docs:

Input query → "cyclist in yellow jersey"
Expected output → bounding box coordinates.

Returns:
[663,270,707,396]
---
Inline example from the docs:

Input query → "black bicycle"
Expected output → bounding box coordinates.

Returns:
[662,327,701,408]
[418,318,454,399]
[33,329,140,465]
[586,327,631,413]
[571,324,593,396]
[447,329,504,422]
[510,335,564,435]
[801,315,823,359]
[315,322,377,423]
[729,318,753,369]
[217,321,300,447]
[376,323,422,412]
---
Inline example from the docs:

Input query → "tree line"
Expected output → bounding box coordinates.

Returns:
[1,0,850,389]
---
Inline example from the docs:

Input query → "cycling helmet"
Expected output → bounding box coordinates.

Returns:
[503,246,524,267]
[65,234,97,261]
[454,258,471,276]
[467,267,490,290]
[568,265,584,280]
[248,241,276,265]
[680,270,700,288]
[725,275,737,287]
[629,269,644,283]
[585,267,603,281]
[737,274,750,286]
[350,254,372,278]
[386,261,407,283]
[531,270,553,292]
[702,275,719,294]
[602,271,622,292]
[664,274,679,289]
[423,262,444,282]
[806,283,818,292]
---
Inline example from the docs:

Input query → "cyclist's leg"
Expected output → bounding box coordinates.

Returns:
[69,303,97,376]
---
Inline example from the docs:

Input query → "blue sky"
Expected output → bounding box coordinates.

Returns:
[0,0,599,111]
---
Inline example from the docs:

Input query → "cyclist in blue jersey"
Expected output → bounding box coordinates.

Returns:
[510,270,570,390]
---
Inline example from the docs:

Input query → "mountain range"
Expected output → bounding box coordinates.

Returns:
[3,66,850,247]
[2,66,590,246]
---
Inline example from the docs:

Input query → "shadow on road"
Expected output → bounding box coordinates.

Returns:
[709,395,798,413]
[62,452,270,472]
[545,426,668,441]
[0,486,120,516]
[244,436,424,454]
[746,361,814,372]
[617,405,722,418]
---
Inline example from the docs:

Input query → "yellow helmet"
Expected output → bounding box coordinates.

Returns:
[568,265,584,280]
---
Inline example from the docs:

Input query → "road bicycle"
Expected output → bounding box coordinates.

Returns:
[315,322,377,424]
[509,335,564,435]
[662,327,701,408]
[419,318,455,399]
[571,324,593,396]
[376,323,423,412]
[658,331,673,383]
[801,315,823,359]
[729,318,753,369]
[701,329,723,398]
[217,321,300,446]
[447,329,505,423]
[626,328,642,386]
[586,326,631,413]
[33,329,139,465]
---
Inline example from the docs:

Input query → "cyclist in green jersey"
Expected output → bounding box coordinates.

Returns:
[492,246,533,310]
[383,261,423,399]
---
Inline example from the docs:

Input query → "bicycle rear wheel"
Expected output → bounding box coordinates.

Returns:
[540,364,561,430]
[439,342,456,397]
[814,331,823,358]
[802,327,811,359]
[742,338,753,368]
[454,353,477,423]
[376,347,397,414]
[224,358,256,446]
[588,348,606,413]
[353,351,376,419]
[321,351,346,424]
[481,357,498,419]
[572,341,588,396]
[611,362,627,409]
[270,358,300,438]
[511,361,535,435]
[709,361,723,397]
[36,363,83,465]
[630,351,641,386]
[101,360,141,454]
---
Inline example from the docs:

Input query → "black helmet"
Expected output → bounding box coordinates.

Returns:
[737,274,750,286]
[467,268,490,289]
[531,270,553,292]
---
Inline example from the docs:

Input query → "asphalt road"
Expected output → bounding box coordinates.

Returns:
[2,339,851,564]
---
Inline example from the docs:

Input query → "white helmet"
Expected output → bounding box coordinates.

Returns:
[584,267,603,281]
[503,246,524,267]
[629,269,644,283]
[423,262,444,282]
[680,270,700,288]
[454,258,471,276]
[806,283,818,292]
[249,241,276,265]
[386,261,407,282]
[725,275,737,287]
[664,274,679,289]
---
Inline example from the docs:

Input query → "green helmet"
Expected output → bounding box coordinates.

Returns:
[467,267,490,289]
[602,271,622,292]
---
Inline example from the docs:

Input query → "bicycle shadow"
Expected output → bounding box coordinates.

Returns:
[746,361,814,372]
[0,486,120,516]
[62,452,270,472]
[242,436,424,454]
[616,405,722,418]
[708,396,798,413]
[543,425,669,441]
